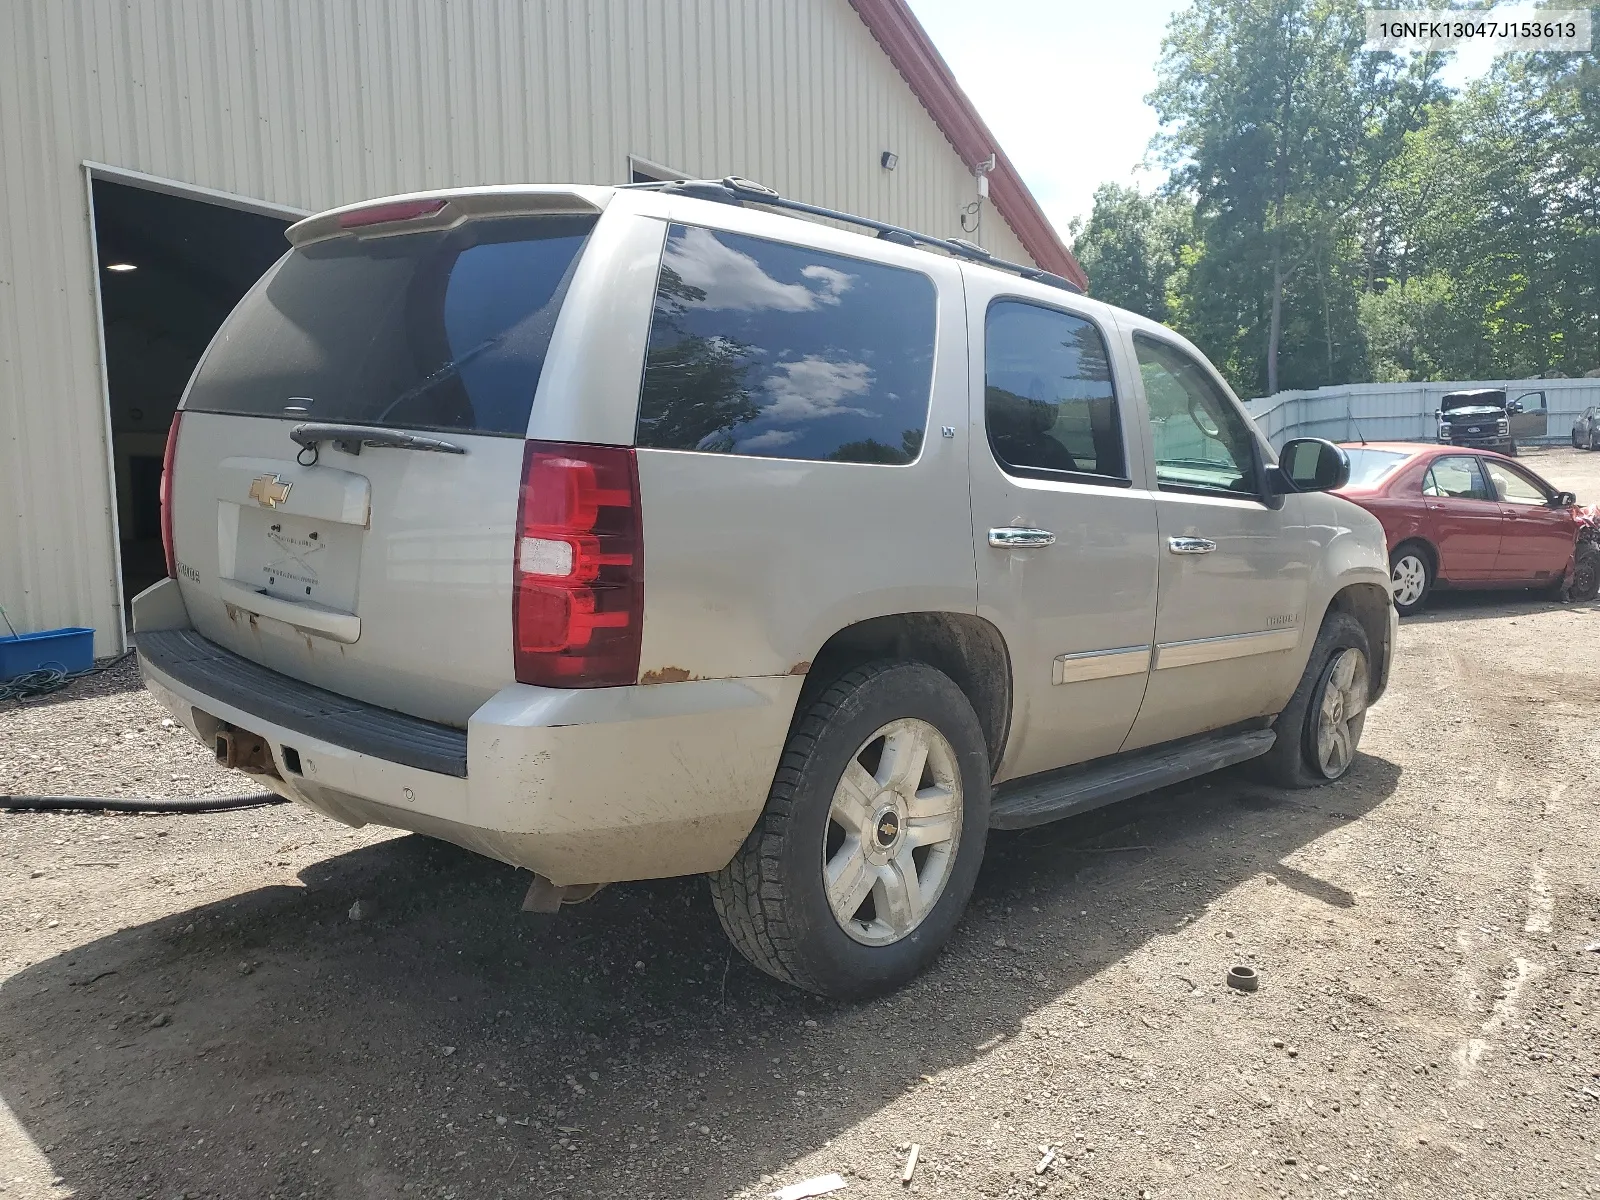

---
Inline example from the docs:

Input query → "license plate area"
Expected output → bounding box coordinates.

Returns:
[226,506,362,611]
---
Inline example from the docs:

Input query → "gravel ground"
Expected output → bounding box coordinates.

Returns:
[2,447,1597,1200]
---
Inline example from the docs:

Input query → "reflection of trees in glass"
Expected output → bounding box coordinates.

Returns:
[637,265,760,451]
[825,427,924,465]
[1058,320,1122,475]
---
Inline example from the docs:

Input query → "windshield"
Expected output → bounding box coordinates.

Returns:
[185,214,597,435]
[1442,392,1505,412]
[1341,448,1411,487]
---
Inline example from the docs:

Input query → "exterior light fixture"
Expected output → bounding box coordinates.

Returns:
[105,262,137,272]
[880,151,898,170]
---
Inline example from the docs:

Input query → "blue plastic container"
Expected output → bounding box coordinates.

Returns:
[0,627,96,682]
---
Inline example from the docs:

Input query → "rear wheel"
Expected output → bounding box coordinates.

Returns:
[1255,612,1372,789]
[709,660,990,999]
[1389,543,1433,616]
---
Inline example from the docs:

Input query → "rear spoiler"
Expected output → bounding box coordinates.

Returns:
[286,187,609,248]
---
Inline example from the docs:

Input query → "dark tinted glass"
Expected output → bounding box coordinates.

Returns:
[984,300,1124,479]
[185,215,596,435]
[637,225,936,464]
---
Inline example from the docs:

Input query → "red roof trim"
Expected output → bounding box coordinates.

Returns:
[846,0,1087,289]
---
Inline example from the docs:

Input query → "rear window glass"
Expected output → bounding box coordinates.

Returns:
[185,215,596,435]
[636,225,936,464]
[1341,448,1410,487]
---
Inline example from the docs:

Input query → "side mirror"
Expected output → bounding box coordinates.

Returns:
[1506,400,1523,413]
[1278,437,1351,492]
[1434,409,1444,419]
[1553,491,1577,508]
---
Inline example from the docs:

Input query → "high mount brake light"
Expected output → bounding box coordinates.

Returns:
[337,199,448,229]
[512,442,644,688]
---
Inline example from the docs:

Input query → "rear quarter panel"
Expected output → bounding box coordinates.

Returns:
[631,206,976,683]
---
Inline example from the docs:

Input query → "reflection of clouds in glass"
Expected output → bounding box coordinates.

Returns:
[737,428,802,451]
[798,265,853,304]
[762,356,874,421]
[664,228,857,312]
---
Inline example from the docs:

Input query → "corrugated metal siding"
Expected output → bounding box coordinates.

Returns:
[0,0,1035,654]
[1245,380,1600,449]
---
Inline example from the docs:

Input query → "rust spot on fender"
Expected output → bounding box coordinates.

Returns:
[789,660,811,676]
[640,666,693,685]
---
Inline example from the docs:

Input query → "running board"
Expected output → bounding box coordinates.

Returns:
[988,728,1277,831]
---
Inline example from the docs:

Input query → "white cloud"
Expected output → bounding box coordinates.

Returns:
[762,356,875,421]
[664,227,858,312]
[737,428,802,451]
[799,264,854,304]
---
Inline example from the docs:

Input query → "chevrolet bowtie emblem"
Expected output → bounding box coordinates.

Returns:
[248,474,293,509]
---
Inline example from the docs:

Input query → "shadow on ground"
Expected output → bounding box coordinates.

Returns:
[0,755,1400,1199]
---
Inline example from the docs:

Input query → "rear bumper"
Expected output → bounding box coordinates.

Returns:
[132,580,798,884]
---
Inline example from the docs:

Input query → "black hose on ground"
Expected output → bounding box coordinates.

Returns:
[1,793,289,813]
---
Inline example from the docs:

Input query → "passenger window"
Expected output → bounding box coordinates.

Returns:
[1483,460,1547,505]
[1421,456,1492,500]
[983,300,1125,481]
[636,225,936,464]
[1132,335,1259,495]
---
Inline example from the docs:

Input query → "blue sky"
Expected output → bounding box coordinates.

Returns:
[905,0,1507,242]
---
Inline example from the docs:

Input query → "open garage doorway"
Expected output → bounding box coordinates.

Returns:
[90,174,295,609]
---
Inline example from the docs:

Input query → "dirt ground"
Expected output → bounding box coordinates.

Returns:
[3,447,1598,1200]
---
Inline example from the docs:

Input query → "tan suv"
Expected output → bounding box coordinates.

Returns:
[134,178,1396,998]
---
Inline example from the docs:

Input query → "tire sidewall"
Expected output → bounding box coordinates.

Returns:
[1259,611,1372,788]
[775,663,990,998]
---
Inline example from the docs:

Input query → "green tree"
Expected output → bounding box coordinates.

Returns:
[1068,183,1194,324]
[1148,0,1444,395]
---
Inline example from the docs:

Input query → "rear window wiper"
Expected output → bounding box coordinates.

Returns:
[289,422,468,457]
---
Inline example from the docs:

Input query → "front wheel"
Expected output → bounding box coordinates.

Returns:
[1389,544,1433,616]
[1570,545,1600,603]
[709,660,990,999]
[1255,612,1372,789]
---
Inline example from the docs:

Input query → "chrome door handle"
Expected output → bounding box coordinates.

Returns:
[989,527,1056,548]
[1168,536,1217,555]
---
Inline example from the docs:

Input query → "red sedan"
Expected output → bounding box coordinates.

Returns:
[1333,442,1593,614]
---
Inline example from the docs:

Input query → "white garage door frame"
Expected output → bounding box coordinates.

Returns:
[80,161,308,654]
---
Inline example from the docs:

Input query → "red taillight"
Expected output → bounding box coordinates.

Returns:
[160,410,183,578]
[513,441,644,687]
[337,199,447,229]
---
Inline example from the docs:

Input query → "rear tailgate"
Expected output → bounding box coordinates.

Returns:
[166,200,601,726]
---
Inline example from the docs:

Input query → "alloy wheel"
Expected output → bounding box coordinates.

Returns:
[822,718,963,947]
[1314,648,1369,780]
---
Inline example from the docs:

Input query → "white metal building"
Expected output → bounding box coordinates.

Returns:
[0,0,1082,657]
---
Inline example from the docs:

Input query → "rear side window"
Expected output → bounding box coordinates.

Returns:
[636,225,936,464]
[984,300,1124,481]
[185,215,597,435]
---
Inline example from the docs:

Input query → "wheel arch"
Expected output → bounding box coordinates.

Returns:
[797,612,1012,774]
[1324,582,1395,706]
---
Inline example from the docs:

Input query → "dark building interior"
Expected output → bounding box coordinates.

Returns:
[92,179,291,605]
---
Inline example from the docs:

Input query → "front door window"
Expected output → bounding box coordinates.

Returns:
[1133,334,1259,497]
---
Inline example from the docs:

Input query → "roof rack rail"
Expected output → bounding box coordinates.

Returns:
[621,176,1082,295]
